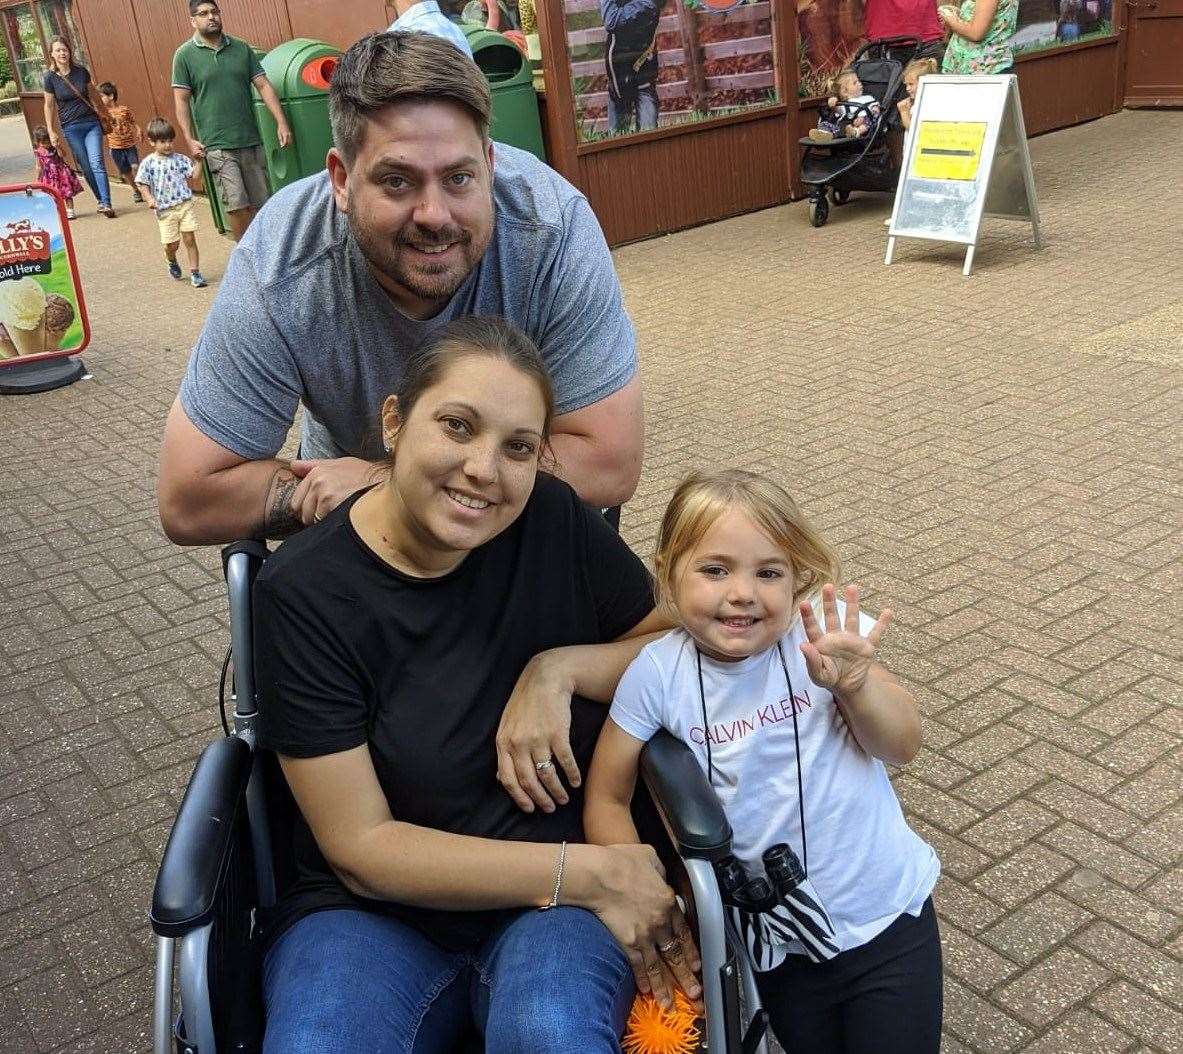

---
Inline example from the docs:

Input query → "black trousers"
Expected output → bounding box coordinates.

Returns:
[754,898,943,1054]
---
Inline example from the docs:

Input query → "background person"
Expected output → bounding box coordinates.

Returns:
[158,32,643,546]
[938,0,1018,74]
[41,35,115,218]
[387,0,474,57]
[32,125,83,219]
[172,0,293,242]
[585,469,942,1054]
[896,56,939,130]
[863,0,945,58]
[255,317,696,1050]
[600,0,661,134]
[135,119,208,288]
[97,81,145,205]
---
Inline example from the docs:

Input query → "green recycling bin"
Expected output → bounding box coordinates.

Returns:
[253,38,342,192]
[463,29,546,162]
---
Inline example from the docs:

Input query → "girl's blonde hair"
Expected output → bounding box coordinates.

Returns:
[654,469,840,618]
[902,57,939,81]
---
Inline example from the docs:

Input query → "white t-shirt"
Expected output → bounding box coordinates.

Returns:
[609,603,939,964]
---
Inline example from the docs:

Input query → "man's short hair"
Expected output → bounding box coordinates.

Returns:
[146,117,176,142]
[189,0,218,15]
[329,32,491,164]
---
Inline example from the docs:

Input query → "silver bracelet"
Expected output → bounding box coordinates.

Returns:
[540,841,567,910]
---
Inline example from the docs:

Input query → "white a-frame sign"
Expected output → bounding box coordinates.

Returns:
[885,74,1040,276]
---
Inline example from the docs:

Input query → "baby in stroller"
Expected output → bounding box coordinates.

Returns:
[809,68,882,142]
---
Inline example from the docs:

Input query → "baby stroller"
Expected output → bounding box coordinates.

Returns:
[799,36,925,228]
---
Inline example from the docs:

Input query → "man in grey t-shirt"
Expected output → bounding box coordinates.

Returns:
[159,32,642,544]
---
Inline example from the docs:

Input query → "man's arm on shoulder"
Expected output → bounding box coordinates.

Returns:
[158,398,301,544]
[159,401,389,544]
[549,375,643,508]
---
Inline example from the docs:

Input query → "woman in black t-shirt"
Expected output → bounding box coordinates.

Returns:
[255,317,701,1052]
[41,36,114,217]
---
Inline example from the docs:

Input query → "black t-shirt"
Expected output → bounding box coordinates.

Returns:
[255,474,655,951]
[42,67,96,129]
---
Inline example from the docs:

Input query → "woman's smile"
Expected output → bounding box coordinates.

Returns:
[445,487,494,512]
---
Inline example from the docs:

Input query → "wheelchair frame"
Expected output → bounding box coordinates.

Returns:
[150,543,770,1054]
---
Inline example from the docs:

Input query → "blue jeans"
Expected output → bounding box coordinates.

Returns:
[62,119,111,207]
[263,907,635,1053]
[608,83,659,134]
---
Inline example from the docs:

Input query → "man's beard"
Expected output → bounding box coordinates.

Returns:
[350,212,491,309]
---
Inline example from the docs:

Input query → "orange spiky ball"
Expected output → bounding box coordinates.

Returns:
[622,989,702,1054]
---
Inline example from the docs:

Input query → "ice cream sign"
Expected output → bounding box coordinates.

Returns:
[0,220,52,278]
[0,184,89,365]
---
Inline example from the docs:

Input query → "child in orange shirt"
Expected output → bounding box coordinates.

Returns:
[97,82,144,204]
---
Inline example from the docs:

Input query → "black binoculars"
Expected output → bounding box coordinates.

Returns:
[714,843,806,914]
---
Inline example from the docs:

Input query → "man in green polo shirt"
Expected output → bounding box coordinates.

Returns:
[173,0,293,241]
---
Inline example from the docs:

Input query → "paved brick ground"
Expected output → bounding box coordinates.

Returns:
[1,108,1179,1052]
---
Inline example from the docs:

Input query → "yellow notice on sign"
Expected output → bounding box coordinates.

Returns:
[911,121,988,181]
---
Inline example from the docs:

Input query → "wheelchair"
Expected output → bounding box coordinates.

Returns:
[149,542,772,1054]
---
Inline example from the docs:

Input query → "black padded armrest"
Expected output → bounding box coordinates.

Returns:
[640,729,732,861]
[150,735,253,938]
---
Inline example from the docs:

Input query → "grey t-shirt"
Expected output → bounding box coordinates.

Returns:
[178,144,636,460]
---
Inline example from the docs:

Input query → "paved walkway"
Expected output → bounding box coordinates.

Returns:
[0,109,1179,1053]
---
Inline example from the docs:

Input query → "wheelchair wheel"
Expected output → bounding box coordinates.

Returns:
[809,195,829,227]
[832,188,851,205]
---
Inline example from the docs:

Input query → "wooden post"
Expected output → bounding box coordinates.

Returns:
[534,0,582,179]
[675,0,709,113]
[773,0,806,198]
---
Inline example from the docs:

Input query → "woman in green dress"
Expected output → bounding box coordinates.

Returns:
[937,0,1019,75]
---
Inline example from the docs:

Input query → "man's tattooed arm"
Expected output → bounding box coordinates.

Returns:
[260,462,303,539]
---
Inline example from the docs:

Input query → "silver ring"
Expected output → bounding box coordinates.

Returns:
[535,758,554,772]
[658,936,682,954]
[314,512,324,523]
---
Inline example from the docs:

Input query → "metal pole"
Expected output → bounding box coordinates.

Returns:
[684,857,731,1050]
[153,936,175,1054]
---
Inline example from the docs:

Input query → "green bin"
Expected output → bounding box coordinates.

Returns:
[253,38,342,192]
[463,29,546,162]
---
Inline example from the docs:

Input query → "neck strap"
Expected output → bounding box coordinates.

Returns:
[694,639,809,874]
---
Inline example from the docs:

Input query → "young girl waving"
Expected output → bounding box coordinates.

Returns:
[585,469,942,1054]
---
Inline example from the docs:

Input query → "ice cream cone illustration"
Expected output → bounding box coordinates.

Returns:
[0,323,17,359]
[0,276,48,356]
[44,293,75,353]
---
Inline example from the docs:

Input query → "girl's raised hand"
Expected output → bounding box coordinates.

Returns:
[799,583,891,698]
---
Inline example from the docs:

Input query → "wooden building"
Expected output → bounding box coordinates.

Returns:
[2,0,1178,245]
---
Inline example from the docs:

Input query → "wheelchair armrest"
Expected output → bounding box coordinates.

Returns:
[150,735,253,938]
[640,729,732,861]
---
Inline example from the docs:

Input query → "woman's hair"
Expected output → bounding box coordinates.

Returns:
[97,81,118,100]
[330,32,491,164]
[145,117,176,142]
[32,125,52,146]
[654,469,841,619]
[902,57,940,81]
[390,315,556,451]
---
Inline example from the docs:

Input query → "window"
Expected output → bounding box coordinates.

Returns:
[2,0,87,94]
[3,4,46,92]
[566,0,781,145]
